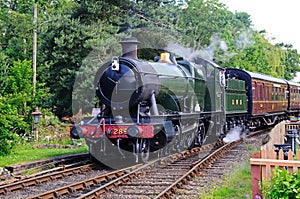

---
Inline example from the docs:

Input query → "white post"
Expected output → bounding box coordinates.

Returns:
[33,1,37,97]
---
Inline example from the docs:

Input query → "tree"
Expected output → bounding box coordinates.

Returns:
[0,60,33,155]
[276,43,300,80]
[0,0,34,64]
[39,1,121,117]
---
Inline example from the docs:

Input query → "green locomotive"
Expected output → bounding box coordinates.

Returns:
[71,38,249,164]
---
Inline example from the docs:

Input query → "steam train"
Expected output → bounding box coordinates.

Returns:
[70,38,300,163]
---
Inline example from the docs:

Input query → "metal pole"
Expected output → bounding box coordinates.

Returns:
[33,0,37,97]
[36,125,39,141]
[33,123,36,141]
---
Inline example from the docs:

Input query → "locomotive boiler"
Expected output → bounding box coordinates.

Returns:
[71,38,229,163]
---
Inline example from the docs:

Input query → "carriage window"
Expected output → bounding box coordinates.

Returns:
[267,85,272,100]
[284,88,287,99]
[262,83,264,100]
[260,85,263,100]
[278,88,281,100]
[253,82,257,99]
[256,85,258,100]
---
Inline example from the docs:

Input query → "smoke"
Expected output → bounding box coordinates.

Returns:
[235,30,254,50]
[165,34,236,62]
[223,126,242,143]
[166,31,254,62]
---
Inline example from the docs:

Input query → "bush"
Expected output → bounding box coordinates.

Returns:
[0,125,18,156]
[0,59,52,156]
[0,96,28,155]
[262,168,300,199]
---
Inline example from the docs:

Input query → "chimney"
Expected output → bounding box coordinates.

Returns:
[119,38,139,59]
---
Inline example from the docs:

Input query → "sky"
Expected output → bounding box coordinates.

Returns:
[219,0,300,51]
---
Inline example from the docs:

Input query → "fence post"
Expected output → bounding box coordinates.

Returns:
[251,151,262,199]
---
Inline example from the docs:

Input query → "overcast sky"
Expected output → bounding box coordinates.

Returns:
[219,0,300,52]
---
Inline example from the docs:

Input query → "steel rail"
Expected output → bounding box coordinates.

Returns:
[0,163,93,195]
[27,164,142,199]
[154,141,240,198]
[154,128,270,198]
[74,146,211,199]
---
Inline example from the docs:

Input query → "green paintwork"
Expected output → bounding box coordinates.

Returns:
[202,63,222,112]
[150,62,193,98]
[225,79,248,113]
[149,62,205,112]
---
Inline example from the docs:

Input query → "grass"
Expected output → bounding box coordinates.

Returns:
[198,161,252,199]
[198,144,300,198]
[0,142,88,167]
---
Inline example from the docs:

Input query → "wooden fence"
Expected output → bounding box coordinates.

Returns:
[250,148,300,199]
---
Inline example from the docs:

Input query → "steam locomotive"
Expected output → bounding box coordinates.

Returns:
[70,38,300,163]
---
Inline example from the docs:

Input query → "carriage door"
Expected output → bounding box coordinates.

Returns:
[253,81,258,114]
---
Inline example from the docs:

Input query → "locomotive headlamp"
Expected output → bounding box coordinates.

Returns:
[111,57,120,71]
[127,125,140,138]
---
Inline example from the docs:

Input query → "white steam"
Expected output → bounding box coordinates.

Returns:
[165,32,254,62]
[223,126,242,143]
[166,34,234,61]
[235,30,254,50]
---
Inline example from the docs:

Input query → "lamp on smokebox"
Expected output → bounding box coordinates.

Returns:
[31,107,42,141]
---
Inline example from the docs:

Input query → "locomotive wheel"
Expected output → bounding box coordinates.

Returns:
[174,125,183,153]
[197,123,206,146]
[139,138,150,163]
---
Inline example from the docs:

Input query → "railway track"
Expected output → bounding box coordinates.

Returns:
[20,143,222,198]
[22,146,212,198]
[74,129,268,199]
[85,143,233,199]
[1,128,269,198]
[0,163,98,197]
[5,152,90,175]
[0,152,90,186]
[178,135,265,198]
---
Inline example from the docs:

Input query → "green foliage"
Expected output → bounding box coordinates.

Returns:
[0,52,9,94]
[5,60,33,95]
[0,60,34,155]
[0,59,51,155]
[0,95,26,155]
[0,125,18,156]
[178,0,247,48]
[262,168,300,199]
[39,0,121,117]
[0,0,34,64]
[276,43,300,80]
